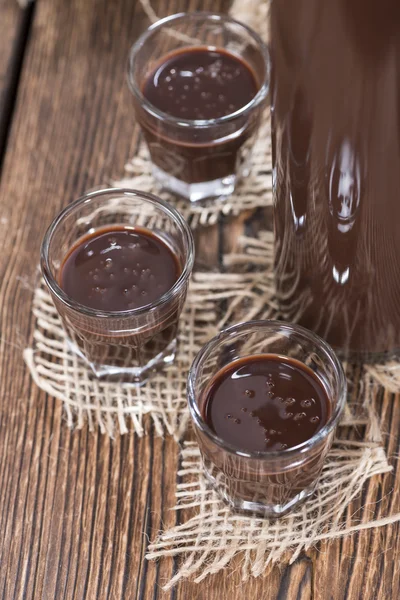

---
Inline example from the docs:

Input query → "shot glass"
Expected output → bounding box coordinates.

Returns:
[41,188,194,381]
[187,320,346,517]
[127,12,269,202]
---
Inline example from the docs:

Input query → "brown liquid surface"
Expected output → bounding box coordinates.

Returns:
[203,355,330,453]
[271,0,400,355]
[142,47,258,121]
[60,226,180,311]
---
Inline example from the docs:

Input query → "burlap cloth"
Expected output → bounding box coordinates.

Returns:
[114,114,271,228]
[23,0,400,587]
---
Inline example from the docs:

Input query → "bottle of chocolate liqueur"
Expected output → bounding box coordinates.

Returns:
[271,0,400,356]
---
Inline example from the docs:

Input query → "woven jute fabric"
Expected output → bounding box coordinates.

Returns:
[147,440,393,588]
[114,115,272,229]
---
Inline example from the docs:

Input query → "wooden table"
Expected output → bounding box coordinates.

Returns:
[1,0,399,598]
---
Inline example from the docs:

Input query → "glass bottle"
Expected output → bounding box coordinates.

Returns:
[271,0,400,357]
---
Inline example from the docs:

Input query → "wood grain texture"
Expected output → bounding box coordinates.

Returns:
[0,0,398,598]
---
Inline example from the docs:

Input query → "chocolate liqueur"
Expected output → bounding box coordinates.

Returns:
[58,226,182,377]
[60,226,180,311]
[271,0,400,355]
[138,46,260,185]
[142,47,258,121]
[202,354,329,453]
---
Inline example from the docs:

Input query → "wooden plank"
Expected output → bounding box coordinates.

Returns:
[0,0,398,598]
[0,0,163,598]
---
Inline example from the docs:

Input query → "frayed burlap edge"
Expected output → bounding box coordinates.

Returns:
[114,117,272,229]
[147,440,394,589]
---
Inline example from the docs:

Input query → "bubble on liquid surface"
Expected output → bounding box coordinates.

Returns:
[109,237,117,246]
[105,258,113,269]
[234,418,241,424]
[301,399,312,408]
[241,407,248,413]
[244,389,255,398]
[310,416,320,424]
[285,397,296,406]
[294,412,306,421]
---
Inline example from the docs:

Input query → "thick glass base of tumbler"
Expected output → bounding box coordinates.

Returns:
[203,462,317,518]
[66,337,177,383]
[152,164,236,202]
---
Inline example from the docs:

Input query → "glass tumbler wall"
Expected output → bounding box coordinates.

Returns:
[128,12,269,202]
[188,321,346,517]
[271,0,400,357]
[41,188,194,381]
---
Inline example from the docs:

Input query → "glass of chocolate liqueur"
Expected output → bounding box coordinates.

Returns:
[127,12,269,202]
[188,320,346,516]
[41,188,194,381]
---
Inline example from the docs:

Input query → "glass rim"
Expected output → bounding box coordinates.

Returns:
[187,319,347,460]
[127,11,270,129]
[40,187,195,319]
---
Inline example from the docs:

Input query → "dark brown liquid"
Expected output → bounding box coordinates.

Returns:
[203,355,329,453]
[138,46,260,185]
[142,47,258,121]
[271,0,400,355]
[58,226,182,378]
[60,226,180,311]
